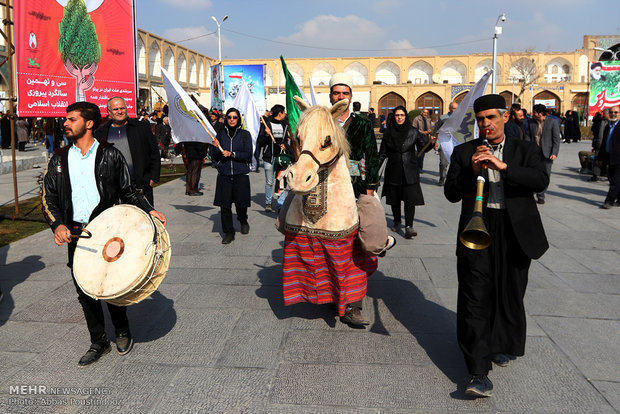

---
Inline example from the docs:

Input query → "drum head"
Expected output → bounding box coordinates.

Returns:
[73,205,157,299]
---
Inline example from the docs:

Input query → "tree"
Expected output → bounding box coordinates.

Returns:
[508,49,544,102]
[58,0,101,102]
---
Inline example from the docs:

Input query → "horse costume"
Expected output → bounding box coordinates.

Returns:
[281,98,378,316]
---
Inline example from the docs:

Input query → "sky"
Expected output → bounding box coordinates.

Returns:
[136,0,619,60]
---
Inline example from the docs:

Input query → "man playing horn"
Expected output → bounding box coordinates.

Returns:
[42,102,167,367]
[444,94,549,397]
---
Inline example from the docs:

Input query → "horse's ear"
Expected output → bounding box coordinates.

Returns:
[330,99,349,119]
[293,96,310,112]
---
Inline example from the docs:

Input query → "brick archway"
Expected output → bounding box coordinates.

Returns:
[533,90,561,113]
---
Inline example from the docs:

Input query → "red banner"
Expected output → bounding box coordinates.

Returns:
[15,0,137,117]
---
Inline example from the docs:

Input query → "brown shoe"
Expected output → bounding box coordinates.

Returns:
[340,306,369,327]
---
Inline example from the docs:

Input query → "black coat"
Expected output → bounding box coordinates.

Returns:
[42,140,153,232]
[597,122,620,166]
[378,125,429,185]
[444,136,549,260]
[94,118,161,189]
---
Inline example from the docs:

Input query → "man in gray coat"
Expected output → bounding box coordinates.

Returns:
[528,104,561,204]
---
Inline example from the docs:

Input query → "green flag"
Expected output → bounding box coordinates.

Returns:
[280,56,303,136]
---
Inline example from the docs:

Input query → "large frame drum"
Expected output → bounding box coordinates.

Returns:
[73,205,171,306]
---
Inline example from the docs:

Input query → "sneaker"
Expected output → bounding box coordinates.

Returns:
[115,332,134,355]
[600,203,612,209]
[537,198,545,204]
[340,306,369,327]
[78,342,111,367]
[465,374,493,398]
[378,236,397,257]
[265,205,273,212]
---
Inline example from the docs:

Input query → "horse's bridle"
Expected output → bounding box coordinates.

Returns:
[298,150,340,170]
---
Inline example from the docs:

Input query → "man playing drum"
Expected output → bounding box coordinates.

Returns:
[42,102,167,367]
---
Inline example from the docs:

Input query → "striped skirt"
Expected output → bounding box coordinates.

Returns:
[282,230,378,316]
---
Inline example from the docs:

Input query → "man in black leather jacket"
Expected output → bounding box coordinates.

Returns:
[42,102,166,367]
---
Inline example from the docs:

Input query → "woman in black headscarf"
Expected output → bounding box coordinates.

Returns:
[210,108,253,244]
[378,106,434,239]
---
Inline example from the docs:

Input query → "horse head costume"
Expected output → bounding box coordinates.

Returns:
[280,97,377,316]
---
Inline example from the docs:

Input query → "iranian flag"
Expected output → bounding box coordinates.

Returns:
[228,71,243,79]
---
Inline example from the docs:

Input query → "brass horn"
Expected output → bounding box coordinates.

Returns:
[459,176,491,250]
[459,128,492,250]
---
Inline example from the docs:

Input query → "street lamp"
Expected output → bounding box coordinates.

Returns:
[492,13,506,93]
[211,15,228,63]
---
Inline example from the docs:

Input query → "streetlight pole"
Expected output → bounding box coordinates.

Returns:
[492,13,506,94]
[211,15,228,108]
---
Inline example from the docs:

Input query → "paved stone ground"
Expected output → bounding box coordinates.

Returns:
[0,142,618,413]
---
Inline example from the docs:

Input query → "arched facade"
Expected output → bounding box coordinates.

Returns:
[475,59,500,82]
[164,47,175,76]
[416,92,443,121]
[264,66,274,87]
[408,61,432,85]
[378,92,406,120]
[311,62,336,86]
[137,37,146,76]
[177,53,187,84]
[534,90,562,112]
[188,57,197,85]
[344,62,368,86]
[130,32,616,119]
[454,91,468,105]
[544,57,572,83]
[148,42,161,78]
[286,62,304,86]
[375,61,400,85]
[441,60,467,84]
[500,90,516,107]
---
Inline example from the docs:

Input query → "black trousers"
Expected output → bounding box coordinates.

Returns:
[391,204,415,227]
[605,164,620,204]
[456,209,531,375]
[220,207,248,234]
[186,159,202,193]
[68,226,129,346]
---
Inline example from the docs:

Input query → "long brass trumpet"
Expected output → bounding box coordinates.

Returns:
[459,131,492,250]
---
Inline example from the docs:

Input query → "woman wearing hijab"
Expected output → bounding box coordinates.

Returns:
[378,106,434,239]
[211,108,253,244]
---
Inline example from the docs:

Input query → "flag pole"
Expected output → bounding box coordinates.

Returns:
[260,116,277,144]
[192,110,223,153]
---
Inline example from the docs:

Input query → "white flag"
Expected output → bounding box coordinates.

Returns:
[161,67,216,144]
[308,76,318,106]
[438,70,492,161]
[229,80,261,154]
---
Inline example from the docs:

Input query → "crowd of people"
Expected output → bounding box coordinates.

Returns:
[28,72,618,399]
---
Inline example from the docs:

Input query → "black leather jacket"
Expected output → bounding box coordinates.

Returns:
[42,139,153,232]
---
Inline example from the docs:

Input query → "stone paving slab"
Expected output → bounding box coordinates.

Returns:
[535,316,620,382]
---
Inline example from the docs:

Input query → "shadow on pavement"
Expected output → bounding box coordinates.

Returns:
[117,291,177,343]
[366,272,468,391]
[0,245,45,327]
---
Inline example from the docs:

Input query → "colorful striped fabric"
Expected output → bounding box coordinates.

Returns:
[282,230,378,316]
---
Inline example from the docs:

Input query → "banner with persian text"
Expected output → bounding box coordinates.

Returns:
[15,0,137,117]
[588,61,620,117]
[223,64,266,114]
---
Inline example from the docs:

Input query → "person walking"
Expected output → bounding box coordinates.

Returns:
[378,106,434,239]
[210,108,253,244]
